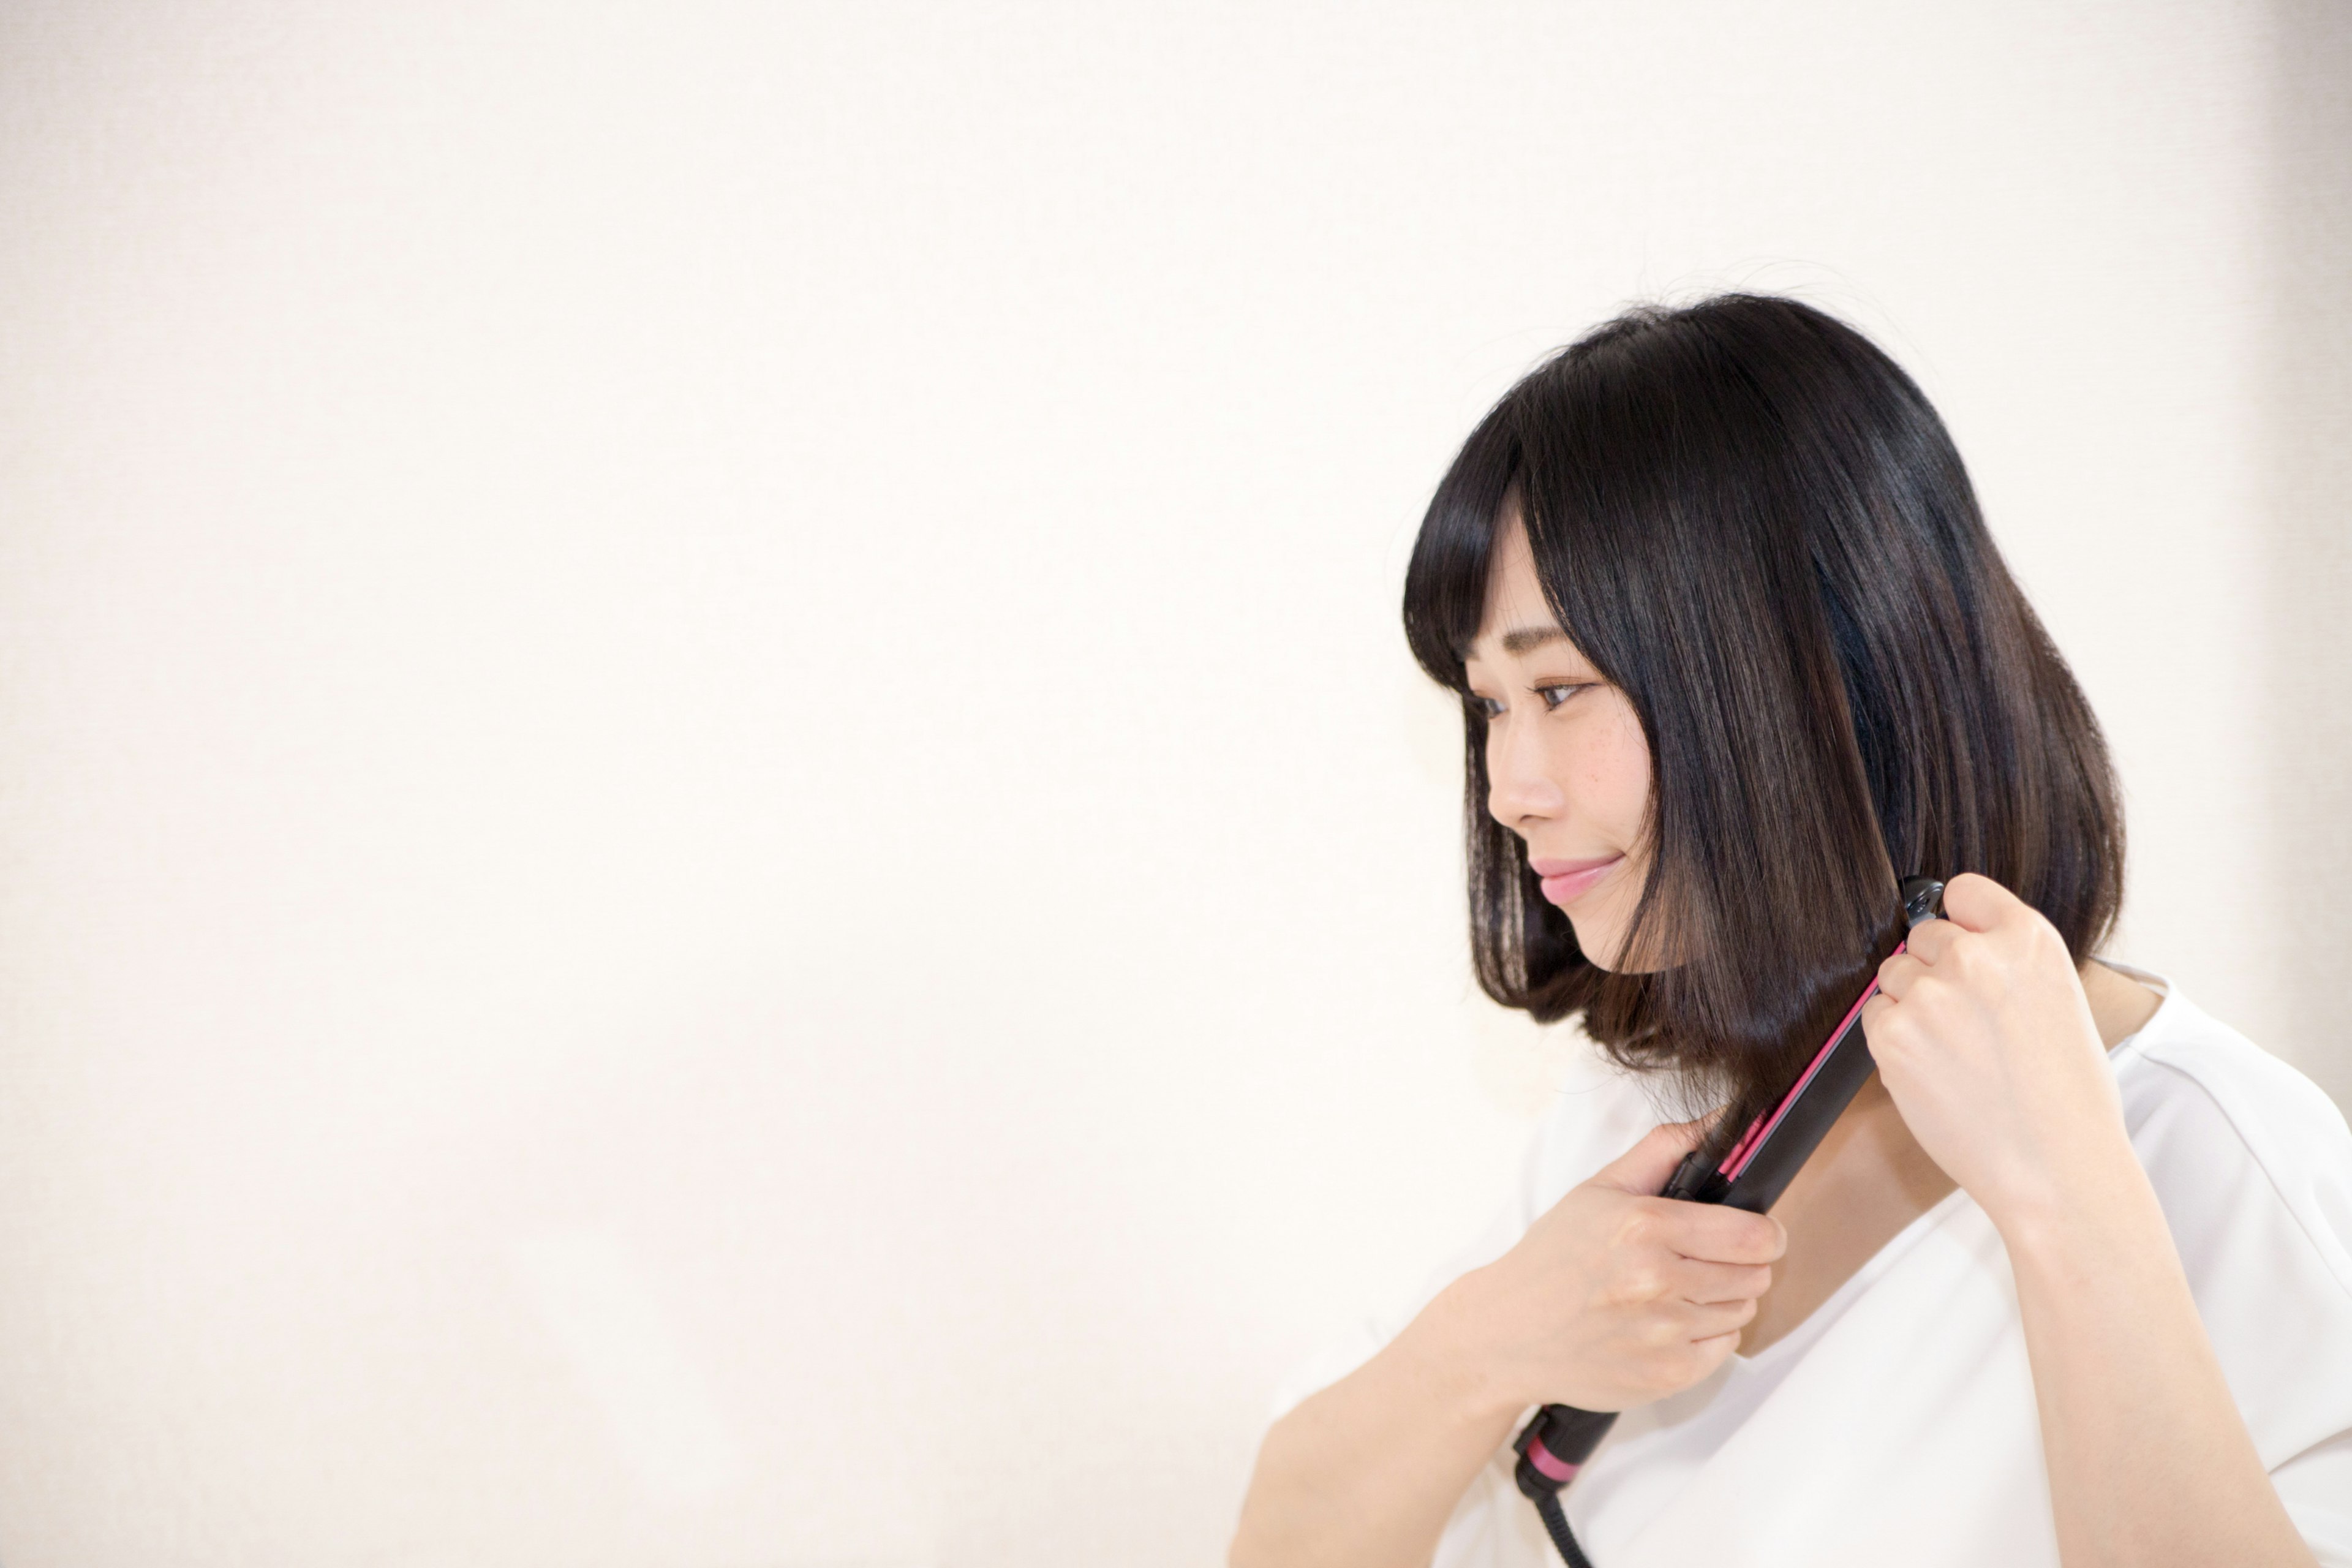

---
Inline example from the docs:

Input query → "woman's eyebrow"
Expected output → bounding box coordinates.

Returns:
[1501,625,1566,655]
[1456,624,1569,663]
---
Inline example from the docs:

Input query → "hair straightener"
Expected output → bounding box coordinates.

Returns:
[1510,876,1948,1568]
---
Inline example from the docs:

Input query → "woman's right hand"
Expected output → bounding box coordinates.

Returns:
[1441,1121,1787,1414]
[1231,1121,1788,1568]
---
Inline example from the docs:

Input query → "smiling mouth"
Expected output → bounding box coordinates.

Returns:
[1530,854,1623,907]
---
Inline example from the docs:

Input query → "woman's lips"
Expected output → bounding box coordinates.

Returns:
[1531,854,1623,907]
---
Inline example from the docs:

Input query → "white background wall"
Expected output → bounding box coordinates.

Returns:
[0,2,2343,1565]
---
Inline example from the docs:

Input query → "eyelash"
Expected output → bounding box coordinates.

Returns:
[1469,684,1589,718]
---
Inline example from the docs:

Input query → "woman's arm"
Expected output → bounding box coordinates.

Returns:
[1864,874,2317,1568]
[2005,1152,2312,1568]
[1227,1277,1527,1568]
[1229,1125,1785,1568]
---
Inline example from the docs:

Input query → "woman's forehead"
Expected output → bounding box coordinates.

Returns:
[1470,514,1567,657]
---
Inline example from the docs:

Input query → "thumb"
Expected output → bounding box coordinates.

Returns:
[1939,870,2022,933]
[1589,1119,1711,1198]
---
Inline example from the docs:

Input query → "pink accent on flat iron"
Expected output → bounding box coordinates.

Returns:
[1525,1440,1581,1483]
[1716,940,1905,1182]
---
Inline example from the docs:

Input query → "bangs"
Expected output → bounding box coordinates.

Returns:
[1404,313,1706,707]
[1401,404,1519,696]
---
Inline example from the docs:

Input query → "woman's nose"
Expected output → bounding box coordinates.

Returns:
[1486,718,1564,827]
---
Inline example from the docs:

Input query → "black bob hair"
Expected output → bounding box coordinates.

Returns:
[1402,293,2124,1149]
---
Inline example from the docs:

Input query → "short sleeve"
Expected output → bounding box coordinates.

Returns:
[2123,1005,2352,1560]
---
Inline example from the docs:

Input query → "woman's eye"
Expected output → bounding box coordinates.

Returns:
[1467,685,1586,718]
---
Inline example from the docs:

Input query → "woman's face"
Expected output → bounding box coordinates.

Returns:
[1462,506,1654,970]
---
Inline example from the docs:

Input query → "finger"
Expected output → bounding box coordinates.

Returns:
[1687,1328,1745,1371]
[1876,949,1928,1000]
[1861,992,1933,1082]
[1651,1200,1786,1264]
[1670,1257,1774,1305]
[1592,1120,1710,1197]
[1939,872,2021,933]
[1901,916,1961,967]
[1675,1295,1758,1340]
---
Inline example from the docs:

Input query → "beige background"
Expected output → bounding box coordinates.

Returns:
[0,2,2345,1564]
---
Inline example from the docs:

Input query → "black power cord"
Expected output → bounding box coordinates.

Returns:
[1531,1491,1597,1568]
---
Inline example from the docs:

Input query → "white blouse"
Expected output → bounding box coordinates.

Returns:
[1264,966,2352,1566]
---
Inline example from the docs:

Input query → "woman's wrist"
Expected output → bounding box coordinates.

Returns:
[1981,1123,2163,1277]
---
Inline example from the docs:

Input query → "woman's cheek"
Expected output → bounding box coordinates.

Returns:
[1600,701,1654,841]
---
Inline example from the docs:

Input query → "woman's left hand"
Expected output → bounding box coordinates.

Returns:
[1860,872,2136,1234]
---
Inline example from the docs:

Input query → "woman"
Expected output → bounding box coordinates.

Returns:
[1227,295,2352,1567]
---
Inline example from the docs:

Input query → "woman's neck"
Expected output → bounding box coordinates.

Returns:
[2081,958,2163,1050]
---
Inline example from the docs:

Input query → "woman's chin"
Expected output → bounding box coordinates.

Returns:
[1570,921,1627,972]
[1573,909,1673,974]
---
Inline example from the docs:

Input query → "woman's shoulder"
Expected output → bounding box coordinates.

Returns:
[2103,965,2352,1476]
[2105,964,2352,1305]
[1522,1038,1673,1210]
